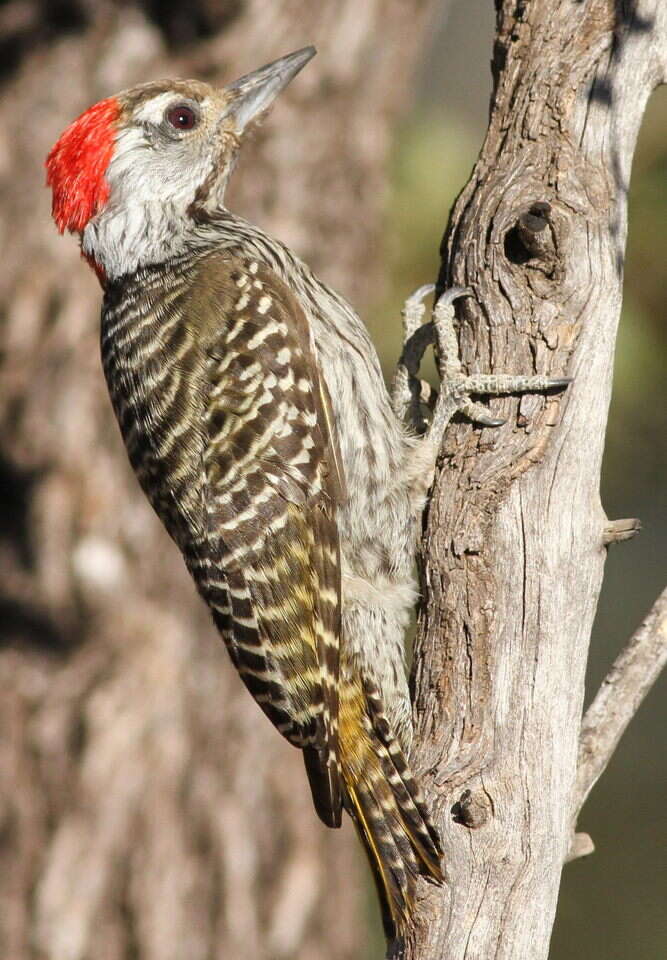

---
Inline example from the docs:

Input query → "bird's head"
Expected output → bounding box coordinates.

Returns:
[46,47,315,281]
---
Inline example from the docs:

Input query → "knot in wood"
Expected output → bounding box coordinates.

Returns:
[451,788,493,829]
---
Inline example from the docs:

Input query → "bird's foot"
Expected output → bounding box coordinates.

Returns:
[392,284,570,439]
[426,286,571,444]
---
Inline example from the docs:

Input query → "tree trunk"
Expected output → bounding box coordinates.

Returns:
[0,3,442,958]
[406,1,667,958]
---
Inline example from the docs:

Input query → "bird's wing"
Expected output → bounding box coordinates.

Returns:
[196,251,344,827]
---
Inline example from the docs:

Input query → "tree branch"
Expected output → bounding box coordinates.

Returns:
[565,832,595,863]
[574,585,667,816]
[405,1,667,957]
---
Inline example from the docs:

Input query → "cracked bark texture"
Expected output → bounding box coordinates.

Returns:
[0,2,445,958]
[406,2,666,958]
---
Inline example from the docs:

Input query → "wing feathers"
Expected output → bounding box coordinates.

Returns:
[198,253,343,826]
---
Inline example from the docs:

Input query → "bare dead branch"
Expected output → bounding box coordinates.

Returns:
[574,585,667,815]
[405,1,667,957]
[565,832,595,863]
[602,518,642,545]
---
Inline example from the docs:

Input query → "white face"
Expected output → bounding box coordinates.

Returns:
[82,82,238,279]
[106,88,235,216]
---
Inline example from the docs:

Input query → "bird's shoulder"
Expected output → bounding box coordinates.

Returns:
[188,249,346,512]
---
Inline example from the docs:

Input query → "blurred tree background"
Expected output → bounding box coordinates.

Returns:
[0,3,442,958]
[0,1,664,958]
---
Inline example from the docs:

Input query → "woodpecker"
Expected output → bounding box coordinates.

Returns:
[46,47,569,945]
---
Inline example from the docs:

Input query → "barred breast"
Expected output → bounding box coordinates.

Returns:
[101,260,208,554]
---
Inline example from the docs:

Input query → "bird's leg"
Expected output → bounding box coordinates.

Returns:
[396,285,571,515]
[425,286,571,449]
[391,284,439,432]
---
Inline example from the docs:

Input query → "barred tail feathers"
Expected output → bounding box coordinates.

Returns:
[303,507,342,828]
[339,678,444,941]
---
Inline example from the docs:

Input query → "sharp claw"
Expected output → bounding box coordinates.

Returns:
[435,286,474,308]
[405,283,436,307]
[475,414,506,428]
[460,398,507,427]
[547,377,573,388]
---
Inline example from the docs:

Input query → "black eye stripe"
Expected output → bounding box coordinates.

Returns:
[165,104,198,130]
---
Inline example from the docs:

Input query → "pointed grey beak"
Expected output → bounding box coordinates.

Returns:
[224,46,316,133]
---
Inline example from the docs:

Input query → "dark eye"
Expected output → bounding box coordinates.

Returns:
[165,104,198,130]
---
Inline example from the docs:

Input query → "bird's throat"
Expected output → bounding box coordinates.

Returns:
[82,200,190,281]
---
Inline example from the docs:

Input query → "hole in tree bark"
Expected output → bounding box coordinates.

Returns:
[505,202,553,264]
[504,226,532,264]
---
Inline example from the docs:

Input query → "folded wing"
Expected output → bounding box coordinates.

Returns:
[199,253,344,827]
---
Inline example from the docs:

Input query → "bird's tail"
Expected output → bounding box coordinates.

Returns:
[339,676,444,945]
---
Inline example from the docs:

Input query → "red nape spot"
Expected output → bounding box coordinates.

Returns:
[46,97,121,234]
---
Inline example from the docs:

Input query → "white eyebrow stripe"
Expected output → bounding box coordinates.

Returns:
[133,92,210,125]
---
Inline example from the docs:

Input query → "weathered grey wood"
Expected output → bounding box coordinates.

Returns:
[565,831,595,863]
[406,2,667,958]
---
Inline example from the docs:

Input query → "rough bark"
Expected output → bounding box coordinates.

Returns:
[0,3,442,959]
[406,2,667,958]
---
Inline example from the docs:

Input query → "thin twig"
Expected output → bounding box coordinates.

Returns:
[574,585,667,815]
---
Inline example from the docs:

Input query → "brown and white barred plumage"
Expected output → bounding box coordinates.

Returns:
[99,220,441,936]
[47,51,447,945]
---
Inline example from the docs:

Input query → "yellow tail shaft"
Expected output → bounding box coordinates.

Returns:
[339,676,444,943]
